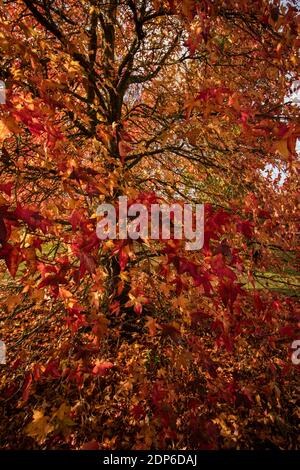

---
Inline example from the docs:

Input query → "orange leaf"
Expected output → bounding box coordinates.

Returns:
[92,360,113,377]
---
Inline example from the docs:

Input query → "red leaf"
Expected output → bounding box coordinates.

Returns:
[119,246,129,271]
[69,209,85,232]
[14,205,51,233]
[219,281,242,309]
[0,216,8,244]
[81,440,100,450]
[32,364,42,381]
[279,325,295,337]
[241,387,254,404]
[38,274,66,288]
[43,360,61,378]
[210,255,236,283]
[193,273,213,295]
[151,381,165,406]
[0,243,21,277]
[236,220,253,239]
[131,404,146,420]
[134,303,143,315]
[22,372,33,402]
[11,358,23,369]
[190,310,210,327]
[0,182,13,196]
[79,252,97,275]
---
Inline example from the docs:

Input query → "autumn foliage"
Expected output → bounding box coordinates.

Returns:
[0,0,299,450]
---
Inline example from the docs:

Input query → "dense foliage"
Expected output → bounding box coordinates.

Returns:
[0,0,299,449]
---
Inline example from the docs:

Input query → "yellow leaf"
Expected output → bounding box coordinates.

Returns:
[25,410,54,444]
[58,287,73,299]
[53,402,75,426]
[0,194,8,205]
[273,139,289,158]
[1,116,21,134]
[145,316,160,336]
[6,294,22,313]
[0,120,11,142]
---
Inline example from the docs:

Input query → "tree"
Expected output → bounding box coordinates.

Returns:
[0,0,299,449]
